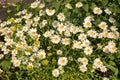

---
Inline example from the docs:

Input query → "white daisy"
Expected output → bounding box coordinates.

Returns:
[98,22,108,30]
[13,59,21,67]
[80,57,88,65]
[57,50,63,55]
[109,46,117,53]
[109,17,116,23]
[84,16,94,22]
[65,3,72,9]
[37,50,46,59]
[58,57,68,66]
[82,39,90,47]
[103,46,109,53]
[46,9,55,16]
[84,47,93,55]
[11,49,18,56]
[73,41,83,49]
[51,35,61,44]
[0,54,4,60]
[52,20,60,28]
[39,3,45,8]
[83,21,92,28]
[103,77,109,80]
[33,16,40,22]
[61,38,70,45]
[57,13,66,21]
[70,26,78,34]
[79,65,87,72]
[87,30,98,38]
[52,69,60,77]
[76,2,83,8]
[93,58,103,68]
[57,23,66,32]
[25,19,33,25]
[104,8,112,15]
[31,1,38,8]
[23,13,32,19]
[100,66,107,72]
[93,7,102,15]
[110,26,118,31]
[78,33,87,41]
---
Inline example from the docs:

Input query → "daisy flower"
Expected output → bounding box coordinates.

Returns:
[16,31,24,37]
[65,3,72,9]
[80,57,88,65]
[31,1,38,8]
[13,59,21,67]
[46,9,55,16]
[39,3,45,8]
[25,19,33,25]
[100,66,107,72]
[78,33,87,41]
[37,50,46,59]
[39,10,45,16]
[103,46,109,53]
[11,49,18,56]
[79,65,87,72]
[0,54,4,60]
[52,20,60,28]
[103,77,109,80]
[93,58,103,68]
[108,41,116,47]
[61,38,70,45]
[33,16,40,22]
[104,8,112,15]
[0,21,6,27]
[52,69,60,77]
[57,23,66,32]
[57,50,63,55]
[83,21,92,28]
[64,30,71,37]
[93,7,102,15]
[109,46,117,53]
[70,26,78,34]
[84,47,93,55]
[84,16,94,22]
[98,22,108,30]
[87,30,98,38]
[76,2,83,8]
[110,26,118,31]
[51,35,61,44]
[57,13,66,21]
[24,13,32,19]
[58,57,68,66]
[109,17,116,23]
[27,63,33,70]
[73,41,83,49]
[82,39,90,47]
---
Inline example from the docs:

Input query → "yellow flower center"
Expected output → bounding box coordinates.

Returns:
[48,10,53,13]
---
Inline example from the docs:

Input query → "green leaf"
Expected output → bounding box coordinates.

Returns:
[102,0,108,6]
[16,5,21,11]
[64,0,72,3]
[52,1,61,11]
[91,3,96,10]
[0,60,11,71]
[106,64,118,76]
[118,0,120,4]
[109,61,116,66]
[83,4,89,12]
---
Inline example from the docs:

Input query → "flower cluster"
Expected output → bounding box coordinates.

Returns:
[0,0,119,79]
